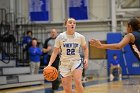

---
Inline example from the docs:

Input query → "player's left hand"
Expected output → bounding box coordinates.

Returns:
[83,58,88,69]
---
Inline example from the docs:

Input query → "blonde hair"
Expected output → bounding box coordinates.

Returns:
[64,18,75,25]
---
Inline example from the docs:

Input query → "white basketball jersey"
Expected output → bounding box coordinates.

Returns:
[54,32,86,62]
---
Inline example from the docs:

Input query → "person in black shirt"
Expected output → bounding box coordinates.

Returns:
[43,29,60,90]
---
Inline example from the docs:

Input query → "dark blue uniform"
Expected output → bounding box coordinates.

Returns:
[129,31,140,60]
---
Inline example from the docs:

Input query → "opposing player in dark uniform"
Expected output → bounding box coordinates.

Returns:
[90,18,140,60]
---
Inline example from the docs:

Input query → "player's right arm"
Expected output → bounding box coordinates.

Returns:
[47,47,60,66]
[46,34,61,67]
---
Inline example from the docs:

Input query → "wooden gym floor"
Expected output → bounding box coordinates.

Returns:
[0,76,140,93]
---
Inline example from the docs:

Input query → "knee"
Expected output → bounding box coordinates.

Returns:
[62,81,72,92]
[74,78,82,85]
[62,80,70,88]
[64,87,71,93]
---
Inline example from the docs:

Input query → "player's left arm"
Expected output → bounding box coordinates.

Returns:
[48,47,60,66]
[81,36,89,69]
[89,33,135,50]
[82,44,88,69]
[47,34,61,66]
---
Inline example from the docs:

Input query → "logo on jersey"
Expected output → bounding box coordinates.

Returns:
[63,43,78,48]
[63,43,79,55]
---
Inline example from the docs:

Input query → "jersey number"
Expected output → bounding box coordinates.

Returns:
[67,49,75,55]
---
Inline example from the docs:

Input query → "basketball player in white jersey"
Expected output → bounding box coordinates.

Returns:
[44,18,88,93]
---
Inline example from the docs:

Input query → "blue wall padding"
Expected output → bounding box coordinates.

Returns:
[123,44,140,75]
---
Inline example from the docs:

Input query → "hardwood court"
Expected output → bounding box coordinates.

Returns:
[0,77,140,93]
[56,77,140,93]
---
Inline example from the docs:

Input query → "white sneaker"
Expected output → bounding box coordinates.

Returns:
[110,74,114,81]
[119,74,122,81]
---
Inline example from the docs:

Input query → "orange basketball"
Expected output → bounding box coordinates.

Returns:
[43,66,58,81]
